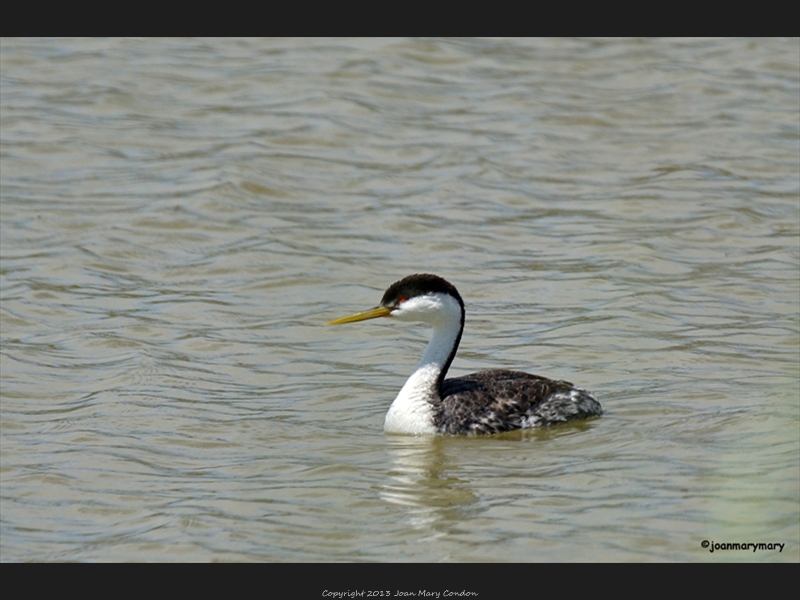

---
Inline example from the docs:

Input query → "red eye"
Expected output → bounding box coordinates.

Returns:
[398,296,407,303]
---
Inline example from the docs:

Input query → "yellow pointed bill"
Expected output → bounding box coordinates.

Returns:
[325,306,393,326]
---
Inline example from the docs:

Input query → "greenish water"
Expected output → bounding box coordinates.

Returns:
[1,37,798,562]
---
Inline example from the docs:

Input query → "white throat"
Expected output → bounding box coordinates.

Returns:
[383,293,463,434]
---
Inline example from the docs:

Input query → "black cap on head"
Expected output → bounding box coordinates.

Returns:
[380,274,464,309]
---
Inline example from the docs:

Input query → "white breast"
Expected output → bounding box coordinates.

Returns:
[383,364,438,434]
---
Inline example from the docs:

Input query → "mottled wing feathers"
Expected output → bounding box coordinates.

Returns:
[436,370,601,435]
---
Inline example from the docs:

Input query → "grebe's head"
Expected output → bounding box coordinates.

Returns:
[326,274,464,327]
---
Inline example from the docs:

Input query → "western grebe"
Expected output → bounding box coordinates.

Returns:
[326,274,602,435]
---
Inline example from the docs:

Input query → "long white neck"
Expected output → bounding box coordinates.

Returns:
[383,294,464,434]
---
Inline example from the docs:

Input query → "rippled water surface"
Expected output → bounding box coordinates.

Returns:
[1,38,798,563]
